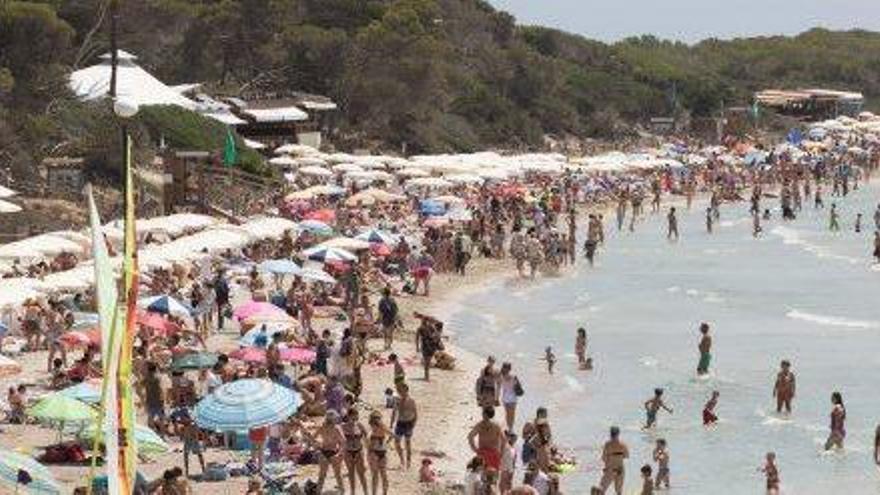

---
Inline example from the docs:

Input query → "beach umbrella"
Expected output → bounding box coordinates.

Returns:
[396,167,430,178]
[0,355,21,377]
[299,165,332,177]
[0,449,61,494]
[240,324,288,348]
[332,163,365,174]
[345,191,376,206]
[299,267,336,284]
[419,199,446,216]
[233,301,286,321]
[269,156,298,167]
[258,259,303,276]
[431,195,466,206]
[194,379,301,432]
[136,311,181,336]
[304,209,336,223]
[354,229,397,245]
[0,200,22,213]
[318,237,371,251]
[171,351,219,371]
[298,219,333,235]
[370,243,392,257]
[0,185,17,198]
[58,329,101,349]
[56,381,101,404]
[302,246,357,263]
[280,347,316,365]
[138,295,193,318]
[229,347,268,364]
[79,423,169,455]
[407,177,453,189]
[28,395,96,432]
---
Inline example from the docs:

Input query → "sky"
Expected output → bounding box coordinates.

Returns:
[488,0,880,43]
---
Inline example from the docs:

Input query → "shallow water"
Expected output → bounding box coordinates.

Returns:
[449,183,880,494]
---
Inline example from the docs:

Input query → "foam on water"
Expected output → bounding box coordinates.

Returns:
[564,375,584,392]
[786,309,880,329]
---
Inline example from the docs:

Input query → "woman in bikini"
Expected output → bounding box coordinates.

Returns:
[342,409,369,495]
[368,411,393,495]
[825,391,847,450]
[306,412,347,494]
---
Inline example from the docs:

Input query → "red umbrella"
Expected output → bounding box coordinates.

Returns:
[136,311,181,336]
[304,209,336,223]
[229,347,267,364]
[280,347,316,364]
[59,328,101,349]
[370,243,392,257]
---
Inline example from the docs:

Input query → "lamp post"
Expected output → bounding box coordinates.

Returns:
[113,98,138,200]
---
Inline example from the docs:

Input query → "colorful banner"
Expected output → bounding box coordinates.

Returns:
[86,185,122,494]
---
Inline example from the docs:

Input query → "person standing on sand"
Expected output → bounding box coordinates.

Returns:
[499,362,523,431]
[391,382,418,469]
[666,207,679,241]
[377,287,398,351]
[468,407,506,480]
[414,313,442,381]
[592,426,629,495]
[696,323,712,376]
[773,360,796,414]
[824,391,846,451]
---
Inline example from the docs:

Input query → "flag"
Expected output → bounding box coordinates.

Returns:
[118,132,139,492]
[86,183,122,494]
[223,128,237,167]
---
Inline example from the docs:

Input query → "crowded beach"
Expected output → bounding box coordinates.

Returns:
[1,112,880,495]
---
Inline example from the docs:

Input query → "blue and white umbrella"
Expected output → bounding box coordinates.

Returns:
[354,229,397,245]
[56,381,101,404]
[0,449,61,494]
[302,246,357,263]
[258,259,302,275]
[298,220,333,235]
[240,324,288,348]
[419,199,446,216]
[138,295,193,318]
[0,322,7,337]
[194,379,301,432]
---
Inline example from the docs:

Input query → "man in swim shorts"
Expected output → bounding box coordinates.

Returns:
[391,383,418,469]
[468,407,506,474]
[696,323,712,376]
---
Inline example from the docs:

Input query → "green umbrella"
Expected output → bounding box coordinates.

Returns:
[78,423,169,455]
[171,351,219,371]
[28,395,96,424]
[0,449,61,494]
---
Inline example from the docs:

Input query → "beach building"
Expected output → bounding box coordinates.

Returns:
[755,88,864,120]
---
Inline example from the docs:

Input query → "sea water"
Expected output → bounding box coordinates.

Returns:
[448,183,880,494]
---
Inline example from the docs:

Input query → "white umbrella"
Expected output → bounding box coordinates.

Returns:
[332,163,365,174]
[397,168,430,178]
[406,177,453,189]
[299,267,336,284]
[317,237,371,251]
[444,173,484,185]
[302,246,357,262]
[269,156,298,167]
[0,200,22,213]
[0,185,17,198]
[299,166,333,177]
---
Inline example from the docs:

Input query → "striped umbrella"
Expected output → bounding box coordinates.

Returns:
[302,246,357,263]
[194,379,301,432]
[171,352,219,371]
[354,229,398,245]
[28,394,96,424]
[78,423,169,455]
[298,220,333,235]
[138,295,193,318]
[0,449,61,494]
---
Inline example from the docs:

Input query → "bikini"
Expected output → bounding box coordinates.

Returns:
[344,424,364,455]
[369,433,387,461]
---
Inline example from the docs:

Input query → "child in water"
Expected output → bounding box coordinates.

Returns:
[544,347,556,374]
[640,464,654,495]
[652,438,670,489]
[703,390,720,426]
[644,388,673,429]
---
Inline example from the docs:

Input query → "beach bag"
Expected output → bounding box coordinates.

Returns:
[513,377,525,397]
[203,463,228,481]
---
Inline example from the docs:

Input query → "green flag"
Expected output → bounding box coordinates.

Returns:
[223,129,237,167]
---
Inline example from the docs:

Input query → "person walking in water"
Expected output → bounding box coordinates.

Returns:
[874,204,880,231]
[772,360,796,415]
[855,213,863,233]
[696,323,712,376]
[824,391,846,450]
[592,426,629,495]
[873,231,880,263]
[829,203,840,231]
[666,207,679,241]
[705,207,713,234]
[644,388,673,429]
[761,452,780,495]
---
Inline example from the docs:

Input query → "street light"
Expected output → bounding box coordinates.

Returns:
[113,98,139,119]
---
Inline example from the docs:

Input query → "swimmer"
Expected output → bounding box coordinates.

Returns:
[544,347,556,375]
[761,452,780,495]
[696,323,712,376]
[575,327,588,369]
[644,388,673,429]
[640,464,654,495]
[855,213,863,233]
[702,390,719,426]
[772,360,795,415]
[824,391,846,451]
[873,231,880,263]
[666,207,679,241]
[652,438,670,489]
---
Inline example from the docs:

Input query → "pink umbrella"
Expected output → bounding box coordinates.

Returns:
[229,347,267,364]
[233,301,286,321]
[304,209,336,223]
[280,347,316,365]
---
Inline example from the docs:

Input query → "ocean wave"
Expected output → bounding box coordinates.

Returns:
[786,309,880,329]
[771,226,861,264]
